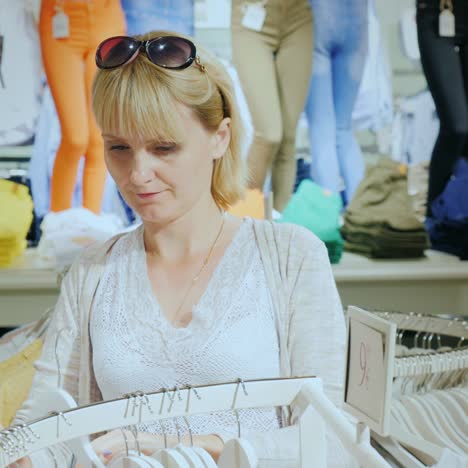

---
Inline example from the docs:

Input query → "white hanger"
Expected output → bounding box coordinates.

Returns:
[174,444,206,468]
[217,382,258,468]
[217,438,258,468]
[107,428,164,468]
[190,447,217,468]
[152,447,190,467]
[171,417,207,468]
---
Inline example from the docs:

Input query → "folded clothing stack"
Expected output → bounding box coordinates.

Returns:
[426,157,468,260]
[0,179,34,267]
[278,180,344,264]
[342,159,429,258]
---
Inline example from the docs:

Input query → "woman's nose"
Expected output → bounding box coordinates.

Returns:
[129,151,154,185]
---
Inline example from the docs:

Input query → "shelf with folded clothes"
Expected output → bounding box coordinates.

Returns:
[0,145,33,161]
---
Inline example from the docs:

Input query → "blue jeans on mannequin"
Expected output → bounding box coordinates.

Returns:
[305,0,368,204]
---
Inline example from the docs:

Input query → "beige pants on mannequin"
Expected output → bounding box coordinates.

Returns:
[231,0,313,211]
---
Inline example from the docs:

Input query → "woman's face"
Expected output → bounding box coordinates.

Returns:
[103,104,230,224]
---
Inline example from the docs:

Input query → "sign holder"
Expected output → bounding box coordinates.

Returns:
[344,306,397,436]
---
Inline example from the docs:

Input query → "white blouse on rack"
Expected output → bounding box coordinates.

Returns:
[91,219,282,439]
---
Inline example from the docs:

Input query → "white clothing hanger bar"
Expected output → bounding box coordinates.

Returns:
[1,378,313,465]
[393,348,468,377]
[0,377,391,468]
[373,312,468,339]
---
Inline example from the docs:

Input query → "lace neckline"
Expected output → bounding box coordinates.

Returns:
[137,218,250,332]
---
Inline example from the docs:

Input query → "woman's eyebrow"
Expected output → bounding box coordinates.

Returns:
[102,133,127,140]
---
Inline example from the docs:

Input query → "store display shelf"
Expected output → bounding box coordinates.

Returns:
[0,248,467,327]
[333,250,468,282]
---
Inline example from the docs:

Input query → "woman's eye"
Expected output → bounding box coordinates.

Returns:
[154,144,176,154]
[109,145,129,151]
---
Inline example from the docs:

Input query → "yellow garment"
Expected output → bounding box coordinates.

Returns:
[0,179,33,267]
[229,189,266,219]
[0,339,43,427]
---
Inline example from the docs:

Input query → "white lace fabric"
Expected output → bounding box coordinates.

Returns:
[90,218,282,439]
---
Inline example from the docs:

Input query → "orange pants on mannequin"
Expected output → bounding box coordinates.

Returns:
[39,0,126,213]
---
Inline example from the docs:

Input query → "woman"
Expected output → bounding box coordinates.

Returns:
[12,32,349,467]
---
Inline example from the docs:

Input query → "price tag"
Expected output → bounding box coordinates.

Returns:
[241,3,267,31]
[439,9,455,37]
[52,11,70,39]
[344,306,396,436]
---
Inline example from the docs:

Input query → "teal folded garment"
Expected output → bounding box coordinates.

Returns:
[278,180,343,244]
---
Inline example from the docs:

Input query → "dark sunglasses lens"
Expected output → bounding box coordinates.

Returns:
[147,37,193,68]
[96,37,138,68]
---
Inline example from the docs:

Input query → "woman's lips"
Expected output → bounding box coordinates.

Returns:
[136,191,165,199]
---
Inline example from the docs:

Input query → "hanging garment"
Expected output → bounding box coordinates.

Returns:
[28,85,130,223]
[305,0,368,203]
[417,0,468,210]
[0,0,42,145]
[352,0,393,132]
[121,0,194,36]
[232,0,314,211]
[391,90,439,166]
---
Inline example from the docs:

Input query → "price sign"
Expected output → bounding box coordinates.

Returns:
[344,306,396,436]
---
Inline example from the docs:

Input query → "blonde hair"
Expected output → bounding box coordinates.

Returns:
[92,31,247,209]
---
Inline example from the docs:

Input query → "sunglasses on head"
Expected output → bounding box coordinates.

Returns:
[95,35,205,71]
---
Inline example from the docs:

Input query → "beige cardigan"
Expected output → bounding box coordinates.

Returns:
[14,219,351,467]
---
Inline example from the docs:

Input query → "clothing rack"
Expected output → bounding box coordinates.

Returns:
[0,377,390,468]
[373,311,468,340]
[346,307,468,467]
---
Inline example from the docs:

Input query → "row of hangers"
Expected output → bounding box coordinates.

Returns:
[367,310,468,468]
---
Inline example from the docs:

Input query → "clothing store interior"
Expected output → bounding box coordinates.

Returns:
[0,0,467,467]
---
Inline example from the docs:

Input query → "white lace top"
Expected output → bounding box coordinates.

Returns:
[90,218,282,439]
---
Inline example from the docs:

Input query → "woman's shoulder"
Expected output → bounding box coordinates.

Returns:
[251,219,326,255]
[64,227,140,279]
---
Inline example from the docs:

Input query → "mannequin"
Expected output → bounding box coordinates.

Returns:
[305,0,368,205]
[416,0,468,215]
[39,0,126,213]
[121,0,194,36]
[231,0,313,212]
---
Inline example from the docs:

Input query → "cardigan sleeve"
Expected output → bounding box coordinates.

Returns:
[12,259,83,466]
[245,225,357,468]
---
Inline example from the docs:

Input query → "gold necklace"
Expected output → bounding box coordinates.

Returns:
[172,211,226,325]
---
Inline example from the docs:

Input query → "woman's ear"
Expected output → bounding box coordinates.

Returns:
[212,117,231,160]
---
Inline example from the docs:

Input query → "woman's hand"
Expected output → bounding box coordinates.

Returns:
[91,429,167,464]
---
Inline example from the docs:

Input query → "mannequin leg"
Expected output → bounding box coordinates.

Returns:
[82,51,107,213]
[39,15,89,213]
[305,38,338,193]
[417,10,468,213]
[231,1,282,192]
[333,8,368,204]
[273,0,313,211]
